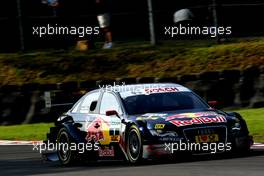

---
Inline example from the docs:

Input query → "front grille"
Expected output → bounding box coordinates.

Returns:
[183,126,227,143]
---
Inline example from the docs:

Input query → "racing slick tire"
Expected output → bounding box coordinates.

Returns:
[232,138,251,154]
[56,127,77,165]
[126,125,143,164]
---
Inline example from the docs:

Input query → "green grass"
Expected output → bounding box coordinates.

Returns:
[0,108,263,142]
[234,108,264,143]
[0,38,264,85]
[0,123,53,141]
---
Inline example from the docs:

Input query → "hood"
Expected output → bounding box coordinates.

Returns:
[129,109,235,130]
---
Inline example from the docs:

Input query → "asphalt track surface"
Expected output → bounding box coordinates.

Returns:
[0,145,264,176]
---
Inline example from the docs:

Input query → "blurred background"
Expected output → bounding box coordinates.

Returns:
[0,0,264,51]
[0,0,264,127]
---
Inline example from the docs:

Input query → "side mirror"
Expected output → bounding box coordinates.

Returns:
[106,110,118,116]
[208,100,218,108]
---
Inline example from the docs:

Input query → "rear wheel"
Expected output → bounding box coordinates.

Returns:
[126,125,143,164]
[57,128,76,165]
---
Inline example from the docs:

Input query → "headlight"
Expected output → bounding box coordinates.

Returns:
[149,130,178,137]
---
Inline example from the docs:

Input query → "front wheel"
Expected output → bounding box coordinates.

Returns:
[126,125,143,164]
[56,128,76,165]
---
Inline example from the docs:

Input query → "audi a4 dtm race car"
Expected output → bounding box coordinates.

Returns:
[42,83,253,165]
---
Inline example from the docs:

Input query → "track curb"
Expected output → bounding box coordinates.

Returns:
[0,140,43,145]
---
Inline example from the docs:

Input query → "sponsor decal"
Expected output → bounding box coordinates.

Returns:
[145,87,179,94]
[109,128,120,142]
[137,113,167,121]
[166,112,218,121]
[86,120,104,142]
[166,112,227,127]
[86,117,121,145]
[159,137,183,142]
[143,113,168,117]
[155,124,165,129]
[136,116,160,120]
[195,134,219,143]
[98,146,115,157]
[111,135,120,142]
[109,121,121,126]
[109,128,120,135]
[197,128,215,135]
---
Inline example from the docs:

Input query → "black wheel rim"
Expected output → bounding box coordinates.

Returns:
[128,129,140,160]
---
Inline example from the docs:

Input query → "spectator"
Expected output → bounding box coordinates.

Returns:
[95,0,113,49]
[41,0,59,16]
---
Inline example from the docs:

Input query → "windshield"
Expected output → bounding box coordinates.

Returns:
[122,92,209,115]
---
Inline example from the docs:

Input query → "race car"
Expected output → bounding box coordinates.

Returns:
[42,83,253,165]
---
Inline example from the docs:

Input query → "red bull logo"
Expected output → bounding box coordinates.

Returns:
[166,112,227,127]
[85,120,104,142]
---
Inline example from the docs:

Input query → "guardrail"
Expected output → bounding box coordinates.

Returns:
[0,67,264,125]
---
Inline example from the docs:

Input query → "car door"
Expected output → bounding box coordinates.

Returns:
[70,91,101,137]
[97,91,123,146]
